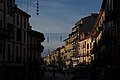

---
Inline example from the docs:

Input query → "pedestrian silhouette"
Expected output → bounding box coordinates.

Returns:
[67,71,70,77]
[71,76,76,80]
[53,71,55,77]
[63,71,65,77]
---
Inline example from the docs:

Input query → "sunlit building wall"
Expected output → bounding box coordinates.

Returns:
[78,36,92,65]
[60,46,65,60]
[43,54,51,65]
[49,50,58,66]
[70,13,98,58]
[90,0,106,64]
[63,38,73,68]
[44,49,59,66]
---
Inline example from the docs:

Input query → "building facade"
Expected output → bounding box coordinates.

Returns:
[28,30,45,80]
[0,0,45,80]
[0,0,16,79]
[104,0,120,66]
[63,37,73,67]
[78,36,92,65]
[69,14,98,65]
[89,0,120,79]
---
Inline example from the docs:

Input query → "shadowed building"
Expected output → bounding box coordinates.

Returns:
[90,0,120,80]
[28,29,45,80]
[0,0,45,80]
[0,0,16,80]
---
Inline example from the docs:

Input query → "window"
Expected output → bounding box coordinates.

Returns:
[16,46,21,63]
[53,56,55,60]
[0,43,2,54]
[24,17,26,29]
[20,15,22,27]
[0,0,3,3]
[87,43,89,49]
[23,48,26,63]
[24,32,26,43]
[7,44,11,62]
[90,50,92,53]
[87,51,89,57]
[83,44,85,48]
[84,41,86,48]
[7,0,12,14]
[16,46,18,59]
[90,43,92,48]
[7,23,13,33]
[64,56,67,59]
[17,14,19,26]
[49,56,51,59]
[0,20,2,28]
[16,29,21,41]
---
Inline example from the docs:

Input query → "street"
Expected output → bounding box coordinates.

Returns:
[43,71,93,80]
[43,71,73,80]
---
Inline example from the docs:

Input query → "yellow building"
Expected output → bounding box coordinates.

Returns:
[78,35,93,65]
[63,38,73,68]
[43,54,51,65]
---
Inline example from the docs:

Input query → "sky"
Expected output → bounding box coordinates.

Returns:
[16,0,102,33]
[16,0,103,57]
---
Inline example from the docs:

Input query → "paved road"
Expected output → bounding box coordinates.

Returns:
[43,71,73,80]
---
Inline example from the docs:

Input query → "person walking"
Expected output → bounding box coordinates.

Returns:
[67,70,70,77]
[53,71,55,77]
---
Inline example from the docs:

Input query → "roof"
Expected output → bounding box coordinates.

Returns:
[15,5,31,18]
[30,30,45,42]
[72,13,98,33]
